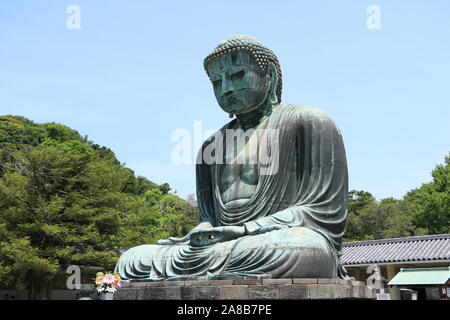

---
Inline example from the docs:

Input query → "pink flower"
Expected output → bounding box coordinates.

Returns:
[105,274,115,285]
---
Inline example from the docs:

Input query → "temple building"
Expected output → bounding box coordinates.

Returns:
[341,234,450,300]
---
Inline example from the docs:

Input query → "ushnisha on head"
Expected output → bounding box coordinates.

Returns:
[204,35,282,116]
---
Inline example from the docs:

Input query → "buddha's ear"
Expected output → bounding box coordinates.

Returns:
[267,63,279,105]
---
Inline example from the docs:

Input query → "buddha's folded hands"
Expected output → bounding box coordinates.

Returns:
[189,226,245,247]
[156,221,214,245]
[246,223,288,236]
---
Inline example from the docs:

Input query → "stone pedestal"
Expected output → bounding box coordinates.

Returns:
[114,278,374,300]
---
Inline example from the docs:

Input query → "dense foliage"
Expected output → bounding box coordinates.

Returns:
[344,154,449,241]
[0,115,198,295]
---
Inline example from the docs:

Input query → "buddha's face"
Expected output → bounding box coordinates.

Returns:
[206,51,271,115]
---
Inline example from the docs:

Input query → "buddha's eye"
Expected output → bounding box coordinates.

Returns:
[231,70,245,81]
[212,79,221,87]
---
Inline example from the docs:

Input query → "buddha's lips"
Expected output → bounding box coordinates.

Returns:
[221,92,245,106]
[223,96,239,105]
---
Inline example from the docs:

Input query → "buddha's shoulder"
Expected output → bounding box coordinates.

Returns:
[273,104,336,124]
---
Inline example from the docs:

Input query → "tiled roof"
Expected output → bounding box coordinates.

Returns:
[341,234,450,265]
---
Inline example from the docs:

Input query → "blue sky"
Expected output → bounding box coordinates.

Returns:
[1,0,449,201]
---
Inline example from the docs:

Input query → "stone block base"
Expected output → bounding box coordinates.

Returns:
[114,278,374,300]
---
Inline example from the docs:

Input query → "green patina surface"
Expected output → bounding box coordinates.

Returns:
[115,35,349,281]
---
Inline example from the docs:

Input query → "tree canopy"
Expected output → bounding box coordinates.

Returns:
[0,115,198,296]
[404,154,450,234]
[344,153,449,242]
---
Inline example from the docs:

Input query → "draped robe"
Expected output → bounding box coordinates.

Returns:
[115,104,349,280]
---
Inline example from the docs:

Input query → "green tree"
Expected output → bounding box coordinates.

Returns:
[0,115,198,298]
[0,144,132,296]
[344,190,376,241]
[344,191,426,242]
[348,190,376,215]
[159,183,171,195]
[404,154,450,234]
[357,198,425,240]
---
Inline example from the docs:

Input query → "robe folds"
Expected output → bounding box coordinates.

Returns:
[115,104,349,280]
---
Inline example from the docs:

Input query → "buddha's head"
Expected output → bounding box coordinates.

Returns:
[204,35,282,116]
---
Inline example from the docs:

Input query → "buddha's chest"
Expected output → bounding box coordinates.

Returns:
[218,127,262,199]
[219,163,259,190]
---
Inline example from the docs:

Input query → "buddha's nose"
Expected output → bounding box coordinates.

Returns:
[221,75,234,94]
